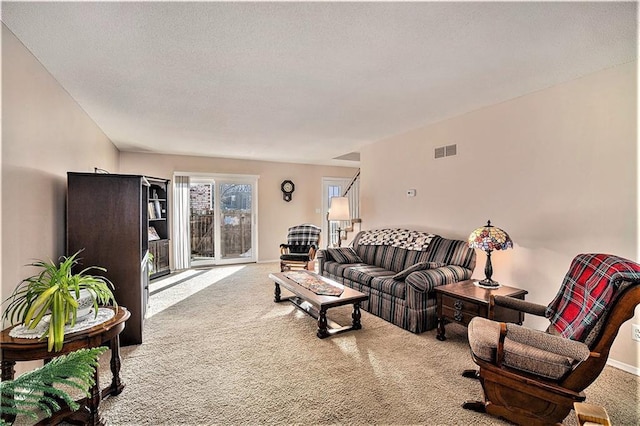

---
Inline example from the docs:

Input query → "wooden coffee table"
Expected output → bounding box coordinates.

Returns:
[269,271,368,338]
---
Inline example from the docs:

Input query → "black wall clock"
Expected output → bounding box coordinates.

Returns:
[281,180,295,202]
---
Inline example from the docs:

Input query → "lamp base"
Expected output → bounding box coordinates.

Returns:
[474,278,502,289]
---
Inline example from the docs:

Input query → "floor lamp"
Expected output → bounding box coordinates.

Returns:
[328,197,350,247]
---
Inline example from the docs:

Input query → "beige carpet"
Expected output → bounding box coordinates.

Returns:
[96,263,639,425]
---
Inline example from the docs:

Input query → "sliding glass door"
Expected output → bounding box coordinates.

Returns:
[218,181,254,261]
[189,175,257,266]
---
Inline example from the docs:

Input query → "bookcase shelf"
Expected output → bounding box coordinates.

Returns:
[147,178,171,280]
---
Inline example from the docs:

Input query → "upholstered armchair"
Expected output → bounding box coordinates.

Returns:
[463,253,640,425]
[279,224,321,272]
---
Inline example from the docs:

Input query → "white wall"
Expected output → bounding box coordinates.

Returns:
[361,61,638,370]
[1,23,356,375]
[2,24,119,372]
[119,152,357,262]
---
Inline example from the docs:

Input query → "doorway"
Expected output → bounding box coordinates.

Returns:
[322,177,351,248]
[188,175,258,266]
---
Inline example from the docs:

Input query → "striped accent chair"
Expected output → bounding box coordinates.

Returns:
[280,224,321,272]
[318,229,476,333]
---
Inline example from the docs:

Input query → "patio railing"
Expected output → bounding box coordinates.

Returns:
[190,211,252,259]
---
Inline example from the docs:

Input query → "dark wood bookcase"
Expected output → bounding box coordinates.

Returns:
[67,172,164,346]
[147,177,171,280]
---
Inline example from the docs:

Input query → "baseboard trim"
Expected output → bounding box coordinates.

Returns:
[607,358,640,376]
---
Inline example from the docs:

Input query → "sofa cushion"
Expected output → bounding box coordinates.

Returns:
[402,249,432,271]
[343,265,394,286]
[326,247,363,264]
[370,276,406,298]
[426,237,476,270]
[392,262,446,281]
[354,244,407,272]
[324,261,364,277]
[405,265,473,292]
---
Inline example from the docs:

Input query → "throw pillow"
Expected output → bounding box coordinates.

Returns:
[392,262,446,281]
[327,247,363,264]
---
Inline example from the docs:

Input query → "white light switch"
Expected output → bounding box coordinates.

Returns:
[407,189,416,197]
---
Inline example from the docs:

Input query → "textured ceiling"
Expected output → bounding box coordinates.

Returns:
[2,2,637,166]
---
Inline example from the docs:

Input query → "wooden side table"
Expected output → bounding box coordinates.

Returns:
[0,306,130,426]
[435,280,527,341]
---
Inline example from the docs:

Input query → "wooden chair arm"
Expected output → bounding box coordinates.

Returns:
[492,295,548,317]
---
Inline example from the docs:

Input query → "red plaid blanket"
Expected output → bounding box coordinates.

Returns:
[545,253,640,341]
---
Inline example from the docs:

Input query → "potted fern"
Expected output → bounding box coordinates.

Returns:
[1,250,117,352]
[0,347,107,425]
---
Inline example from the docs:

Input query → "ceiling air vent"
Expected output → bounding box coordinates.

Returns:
[434,144,457,159]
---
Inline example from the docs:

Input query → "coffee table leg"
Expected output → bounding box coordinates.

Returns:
[274,282,282,303]
[352,302,362,330]
[317,308,329,338]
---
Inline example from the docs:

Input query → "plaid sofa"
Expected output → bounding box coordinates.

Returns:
[318,229,476,333]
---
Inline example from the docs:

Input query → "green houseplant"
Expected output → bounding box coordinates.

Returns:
[2,250,117,352]
[0,347,107,425]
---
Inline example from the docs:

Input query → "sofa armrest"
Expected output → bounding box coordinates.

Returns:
[493,295,547,317]
[316,249,331,274]
[317,249,333,261]
[405,265,473,293]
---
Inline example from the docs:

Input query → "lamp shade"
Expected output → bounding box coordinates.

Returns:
[328,197,350,221]
[468,220,513,251]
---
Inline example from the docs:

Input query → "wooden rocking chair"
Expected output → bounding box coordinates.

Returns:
[463,253,640,425]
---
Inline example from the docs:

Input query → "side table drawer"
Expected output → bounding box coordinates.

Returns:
[441,295,481,326]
